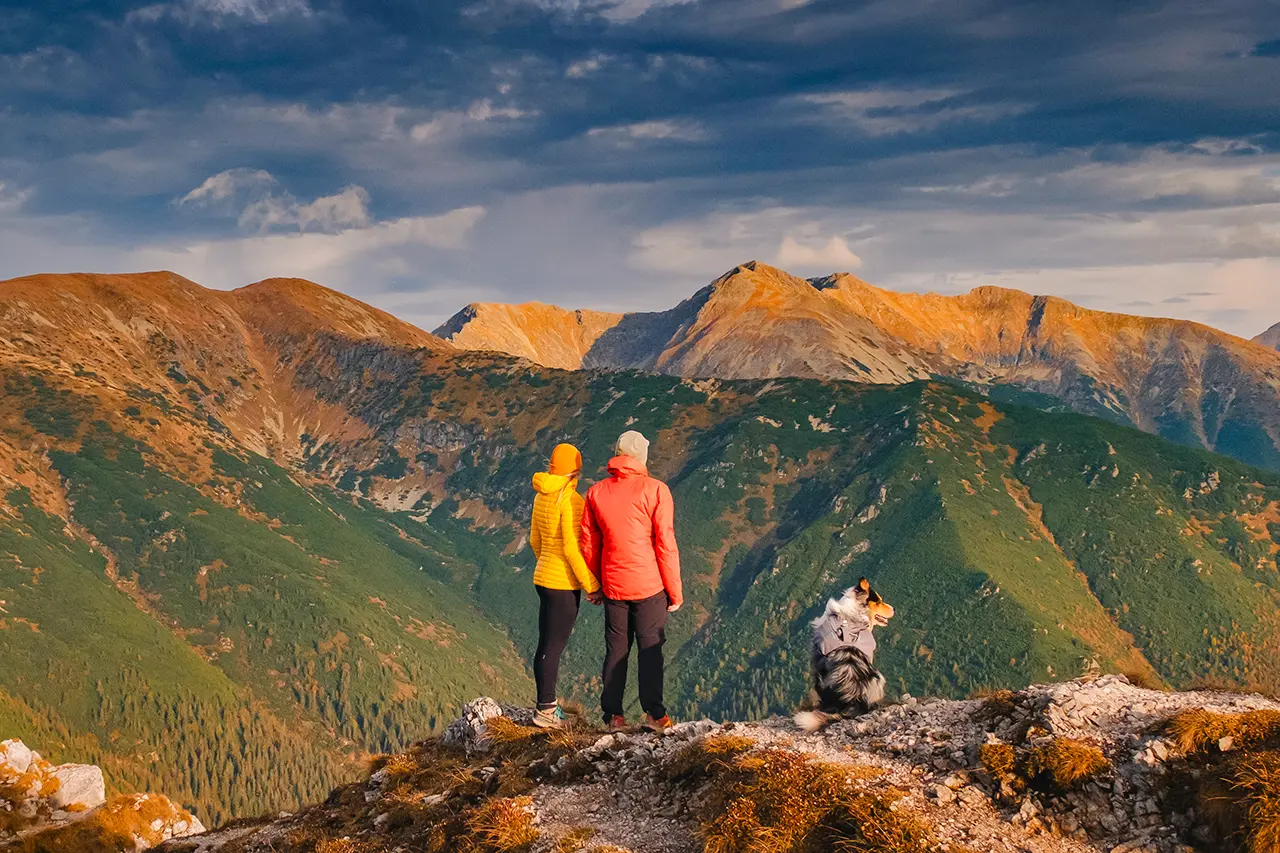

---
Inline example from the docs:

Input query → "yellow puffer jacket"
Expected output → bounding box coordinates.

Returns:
[530,472,600,592]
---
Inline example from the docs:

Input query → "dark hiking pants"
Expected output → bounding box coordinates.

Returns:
[534,586,581,709]
[601,591,668,720]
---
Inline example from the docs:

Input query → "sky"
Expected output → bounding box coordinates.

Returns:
[2,0,1279,336]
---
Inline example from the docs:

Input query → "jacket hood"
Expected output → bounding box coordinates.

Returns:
[532,472,576,494]
[606,455,648,477]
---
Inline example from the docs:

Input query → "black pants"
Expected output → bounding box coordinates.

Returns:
[601,591,669,720]
[534,586,581,709]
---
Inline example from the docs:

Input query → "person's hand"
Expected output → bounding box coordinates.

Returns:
[587,591,604,605]
[667,602,682,613]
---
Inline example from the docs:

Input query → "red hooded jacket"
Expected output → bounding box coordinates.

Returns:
[580,456,683,606]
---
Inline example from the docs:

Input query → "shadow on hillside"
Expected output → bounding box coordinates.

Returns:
[583,286,713,369]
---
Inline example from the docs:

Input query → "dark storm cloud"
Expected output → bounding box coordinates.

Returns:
[1,0,1279,335]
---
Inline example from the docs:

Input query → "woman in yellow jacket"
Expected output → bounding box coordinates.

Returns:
[529,443,601,727]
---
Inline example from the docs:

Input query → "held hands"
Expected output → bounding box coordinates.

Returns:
[587,591,604,605]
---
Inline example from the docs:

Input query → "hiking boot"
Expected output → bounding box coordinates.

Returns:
[642,714,674,733]
[533,706,567,729]
[605,714,628,731]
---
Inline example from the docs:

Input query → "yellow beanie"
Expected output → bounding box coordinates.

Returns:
[548,443,582,476]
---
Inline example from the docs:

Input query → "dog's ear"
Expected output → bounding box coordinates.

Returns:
[857,577,870,592]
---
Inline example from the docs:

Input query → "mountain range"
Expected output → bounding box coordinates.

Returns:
[438,261,1280,470]
[1,269,1279,827]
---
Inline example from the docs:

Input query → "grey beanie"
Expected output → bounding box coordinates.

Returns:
[615,430,650,467]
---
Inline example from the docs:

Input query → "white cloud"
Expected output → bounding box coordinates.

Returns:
[1063,156,1280,205]
[132,206,486,287]
[178,168,276,206]
[801,88,1027,136]
[0,183,32,214]
[887,258,1280,339]
[586,120,708,144]
[776,235,862,270]
[908,146,1280,206]
[513,0,696,22]
[0,205,485,302]
[566,54,610,78]
[597,0,696,21]
[130,0,313,26]
[239,185,372,232]
[631,208,869,275]
[178,171,373,234]
[410,99,535,143]
[465,99,530,122]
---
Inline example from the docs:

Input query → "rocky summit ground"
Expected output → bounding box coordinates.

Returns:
[162,675,1280,853]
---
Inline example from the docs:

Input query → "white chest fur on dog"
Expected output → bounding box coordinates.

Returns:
[813,611,877,660]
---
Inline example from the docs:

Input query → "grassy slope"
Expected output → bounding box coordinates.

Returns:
[347,361,1279,722]
[2,333,1279,827]
[0,378,533,824]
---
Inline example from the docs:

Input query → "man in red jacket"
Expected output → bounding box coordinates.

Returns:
[580,430,683,731]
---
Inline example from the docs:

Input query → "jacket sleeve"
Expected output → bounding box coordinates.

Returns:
[562,493,599,593]
[652,482,683,607]
[579,490,603,583]
[528,499,543,559]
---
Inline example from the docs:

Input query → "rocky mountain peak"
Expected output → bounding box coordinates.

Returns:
[1257,322,1280,351]
[434,301,624,369]
[230,276,447,350]
[806,271,873,292]
[702,260,815,303]
[435,262,1280,468]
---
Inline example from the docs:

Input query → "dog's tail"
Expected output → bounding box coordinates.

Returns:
[793,710,839,732]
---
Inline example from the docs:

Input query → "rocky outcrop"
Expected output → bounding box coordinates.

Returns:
[166,678,1280,853]
[0,738,105,834]
[0,738,203,850]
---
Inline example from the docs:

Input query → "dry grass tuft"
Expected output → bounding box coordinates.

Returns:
[552,827,597,853]
[463,796,539,852]
[1200,749,1280,853]
[482,714,600,775]
[971,690,1018,725]
[1120,668,1167,691]
[487,716,542,745]
[978,743,1017,783]
[1026,739,1109,790]
[380,752,422,779]
[1169,709,1280,755]
[696,747,930,853]
[315,839,373,853]
[666,734,757,781]
[980,738,1107,794]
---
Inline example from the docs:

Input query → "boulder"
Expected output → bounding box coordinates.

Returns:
[51,763,106,810]
[441,697,504,755]
[0,739,35,776]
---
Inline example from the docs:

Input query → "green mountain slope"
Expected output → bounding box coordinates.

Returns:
[0,374,531,824]
[286,338,1280,714]
[1,271,1277,828]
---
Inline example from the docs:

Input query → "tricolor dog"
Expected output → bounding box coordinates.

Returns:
[794,578,895,732]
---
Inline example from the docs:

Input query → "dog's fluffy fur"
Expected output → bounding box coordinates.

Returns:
[794,578,894,732]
